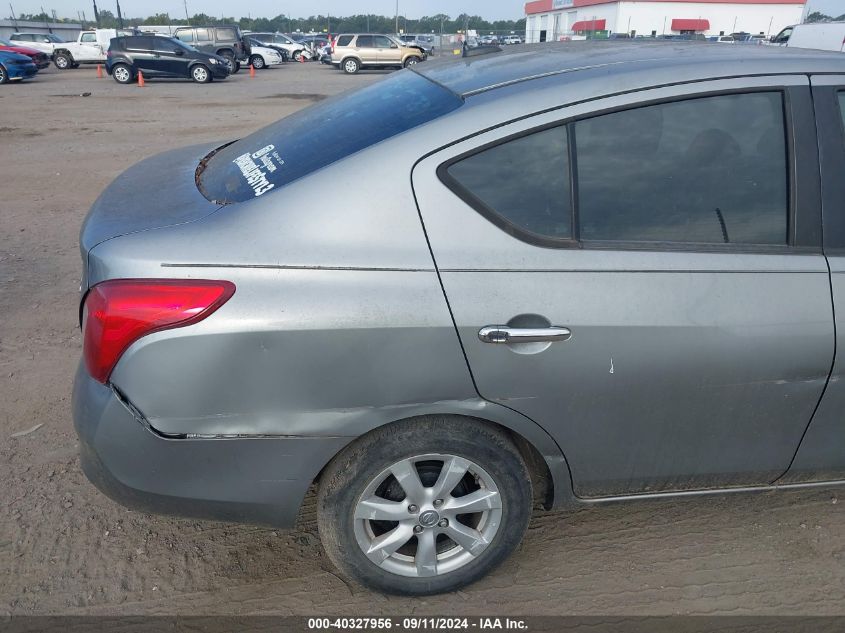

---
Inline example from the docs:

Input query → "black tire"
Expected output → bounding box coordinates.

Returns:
[404,56,422,68]
[71,62,80,68]
[0,64,7,84]
[219,51,236,73]
[341,57,360,74]
[191,64,211,83]
[317,416,532,595]
[111,63,133,84]
[293,49,304,62]
[249,54,265,70]
[232,60,240,74]
[53,52,72,70]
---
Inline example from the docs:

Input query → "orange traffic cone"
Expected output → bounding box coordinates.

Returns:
[249,63,255,77]
[96,64,103,78]
[137,70,145,87]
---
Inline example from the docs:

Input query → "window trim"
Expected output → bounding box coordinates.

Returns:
[437,86,801,254]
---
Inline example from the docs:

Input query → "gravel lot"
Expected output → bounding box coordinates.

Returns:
[1,62,844,616]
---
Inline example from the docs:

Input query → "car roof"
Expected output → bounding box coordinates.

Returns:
[415,41,845,98]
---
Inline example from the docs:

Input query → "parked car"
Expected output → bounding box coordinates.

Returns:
[479,34,499,45]
[74,42,845,596]
[9,31,65,56]
[173,26,248,73]
[331,33,423,73]
[106,36,229,84]
[708,35,736,43]
[770,22,845,52]
[501,35,522,45]
[52,28,136,69]
[248,32,307,61]
[243,38,284,69]
[0,49,37,83]
[397,34,434,56]
[0,37,50,69]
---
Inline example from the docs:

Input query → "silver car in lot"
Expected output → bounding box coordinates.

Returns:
[74,42,845,595]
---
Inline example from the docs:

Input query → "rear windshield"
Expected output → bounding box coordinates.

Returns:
[197,70,462,204]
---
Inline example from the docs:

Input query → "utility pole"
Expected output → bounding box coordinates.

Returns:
[92,0,99,26]
[395,0,398,34]
[115,0,123,28]
[40,5,51,32]
[183,0,189,24]
[9,2,18,30]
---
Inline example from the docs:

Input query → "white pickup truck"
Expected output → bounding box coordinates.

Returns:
[52,29,135,69]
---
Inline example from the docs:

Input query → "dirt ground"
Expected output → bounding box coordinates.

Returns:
[1,62,844,617]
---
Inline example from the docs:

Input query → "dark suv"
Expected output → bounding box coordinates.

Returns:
[173,26,248,73]
[106,36,229,84]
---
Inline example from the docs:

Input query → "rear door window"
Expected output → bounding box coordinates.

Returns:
[126,37,155,51]
[356,35,375,47]
[197,70,463,203]
[216,27,237,41]
[374,36,394,48]
[575,92,788,245]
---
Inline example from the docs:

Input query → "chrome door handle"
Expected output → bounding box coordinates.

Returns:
[478,326,571,344]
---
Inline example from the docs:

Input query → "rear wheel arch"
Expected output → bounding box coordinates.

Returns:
[310,409,571,512]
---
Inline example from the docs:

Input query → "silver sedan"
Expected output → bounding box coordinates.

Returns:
[73,42,845,594]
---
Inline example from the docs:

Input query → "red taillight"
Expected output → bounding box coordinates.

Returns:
[82,279,235,384]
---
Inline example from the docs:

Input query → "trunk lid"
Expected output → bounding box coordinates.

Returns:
[79,142,228,290]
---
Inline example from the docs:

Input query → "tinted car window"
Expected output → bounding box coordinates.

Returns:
[195,29,211,42]
[125,37,155,51]
[575,93,788,245]
[198,71,463,203]
[337,35,353,46]
[375,36,394,48]
[154,38,183,53]
[357,35,375,47]
[446,126,572,239]
[216,27,237,40]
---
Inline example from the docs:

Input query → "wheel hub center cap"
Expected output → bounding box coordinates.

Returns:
[418,510,440,528]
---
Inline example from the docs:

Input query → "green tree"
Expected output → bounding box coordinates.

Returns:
[805,11,832,22]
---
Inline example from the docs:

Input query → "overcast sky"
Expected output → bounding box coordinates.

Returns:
[9,0,844,21]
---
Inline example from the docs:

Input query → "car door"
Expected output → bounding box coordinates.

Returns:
[79,31,101,60]
[373,35,399,63]
[124,37,158,75]
[781,76,845,483]
[150,38,187,77]
[413,77,834,498]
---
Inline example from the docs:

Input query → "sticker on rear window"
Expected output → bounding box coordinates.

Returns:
[232,144,285,197]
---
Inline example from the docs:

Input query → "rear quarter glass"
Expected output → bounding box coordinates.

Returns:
[196,70,463,204]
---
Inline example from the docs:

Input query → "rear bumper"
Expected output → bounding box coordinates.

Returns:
[72,364,351,528]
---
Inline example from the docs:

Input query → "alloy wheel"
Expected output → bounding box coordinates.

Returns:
[113,66,130,83]
[353,453,502,578]
[193,67,208,82]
